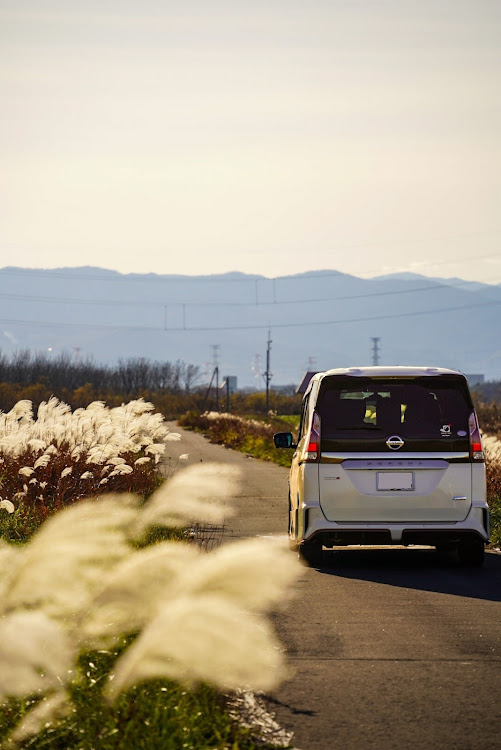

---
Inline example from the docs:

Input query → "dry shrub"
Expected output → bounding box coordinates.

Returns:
[475,400,501,439]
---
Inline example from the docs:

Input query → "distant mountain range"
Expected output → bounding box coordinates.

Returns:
[0,266,500,387]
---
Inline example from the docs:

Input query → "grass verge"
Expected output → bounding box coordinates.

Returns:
[178,412,298,469]
[0,650,276,750]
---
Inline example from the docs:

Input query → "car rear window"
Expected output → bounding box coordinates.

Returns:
[316,376,471,445]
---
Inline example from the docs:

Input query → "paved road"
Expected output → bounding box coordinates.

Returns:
[165,423,501,750]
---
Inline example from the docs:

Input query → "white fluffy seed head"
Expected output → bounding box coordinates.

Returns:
[106,594,288,699]
[134,463,239,536]
[0,499,15,514]
[80,542,202,648]
[168,537,300,613]
[3,495,139,618]
[0,611,73,699]
[483,434,501,464]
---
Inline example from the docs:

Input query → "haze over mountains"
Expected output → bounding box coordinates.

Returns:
[0,266,500,388]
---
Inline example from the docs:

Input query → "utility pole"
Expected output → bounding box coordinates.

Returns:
[264,330,272,413]
[371,337,381,366]
[210,345,220,411]
[203,365,219,411]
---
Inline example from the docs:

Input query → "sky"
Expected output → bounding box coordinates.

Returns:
[1,0,501,283]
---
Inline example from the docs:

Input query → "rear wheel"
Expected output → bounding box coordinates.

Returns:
[298,541,323,567]
[457,538,485,566]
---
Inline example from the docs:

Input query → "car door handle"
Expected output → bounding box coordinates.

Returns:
[453,496,468,501]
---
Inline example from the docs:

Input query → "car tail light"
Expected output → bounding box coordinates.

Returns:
[469,411,485,462]
[305,411,320,462]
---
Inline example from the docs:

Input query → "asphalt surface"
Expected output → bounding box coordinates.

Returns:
[165,423,501,750]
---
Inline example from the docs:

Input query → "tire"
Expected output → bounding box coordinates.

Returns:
[457,538,485,566]
[298,541,323,567]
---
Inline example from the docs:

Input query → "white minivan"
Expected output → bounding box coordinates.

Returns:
[274,367,489,566]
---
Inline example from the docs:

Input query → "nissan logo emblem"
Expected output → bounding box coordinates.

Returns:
[386,435,405,450]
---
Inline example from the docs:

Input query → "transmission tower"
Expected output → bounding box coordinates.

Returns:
[307,356,317,371]
[263,331,272,412]
[210,344,220,369]
[252,354,262,390]
[371,337,381,366]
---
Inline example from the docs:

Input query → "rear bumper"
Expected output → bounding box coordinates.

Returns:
[302,504,490,547]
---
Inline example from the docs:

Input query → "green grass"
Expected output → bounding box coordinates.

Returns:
[178,412,297,469]
[240,435,294,468]
[272,414,300,431]
[0,650,280,750]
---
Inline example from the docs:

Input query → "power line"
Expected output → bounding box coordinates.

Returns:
[0,280,494,311]
[0,299,500,333]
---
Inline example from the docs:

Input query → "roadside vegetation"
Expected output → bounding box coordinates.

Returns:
[178,411,300,468]
[0,396,299,749]
[482,436,501,548]
[473,397,501,547]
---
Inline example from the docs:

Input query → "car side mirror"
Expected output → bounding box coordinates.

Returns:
[273,432,296,449]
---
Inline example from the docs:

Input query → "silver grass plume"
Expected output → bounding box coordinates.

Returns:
[133,463,238,534]
[3,495,138,618]
[0,611,73,698]
[105,594,288,698]
[79,542,202,648]
[164,536,299,612]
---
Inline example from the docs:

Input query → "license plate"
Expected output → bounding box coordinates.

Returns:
[377,472,414,491]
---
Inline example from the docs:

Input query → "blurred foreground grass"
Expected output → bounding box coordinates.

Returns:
[0,650,277,750]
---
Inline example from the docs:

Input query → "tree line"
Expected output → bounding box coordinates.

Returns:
[0,350,200,394]
[0,349,302,417]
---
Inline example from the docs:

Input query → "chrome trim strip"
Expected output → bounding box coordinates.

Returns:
[341,459,449,470]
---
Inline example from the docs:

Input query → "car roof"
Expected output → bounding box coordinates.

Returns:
[311,366,466,383]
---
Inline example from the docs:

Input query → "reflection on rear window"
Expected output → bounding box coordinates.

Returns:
[318,378,470,440]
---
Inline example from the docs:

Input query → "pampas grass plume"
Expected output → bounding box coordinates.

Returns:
[0,611,72,698]
[134,463,239,534]
[106,594,288,699]
[167,537,299,612]
[3,495,138,618]
[81,542,202,648]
